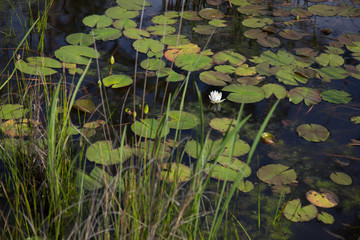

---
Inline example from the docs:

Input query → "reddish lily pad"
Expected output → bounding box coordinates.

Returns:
[165,43,201,62]
[257,36,281,48]
[296,124,330,142]
[279,29,303,40]
[244,29,268,39]
[306,190,339,208]
[199,8,225,20]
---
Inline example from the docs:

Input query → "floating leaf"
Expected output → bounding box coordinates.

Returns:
[26,57,62,68]
[261,83,287,99]
[199,71,232,86]
[147,25,176,35]
[236,179,254,192]
[158,163,191,183]
[256,63,280,76]
[84,120,106,129]
[180,11,202,21]
[213,50,246,66]
[135,140,171,160]
[103,74,133,88]
[116,0,151,10]
[350,116,360,124]
[283,199,318,222]
[317,212,335,224]
[105,6,139,19]
[276,69,308,85]
[291,8,313,18]
[174,53,213,71]
[123,28,150,39]
[316,53,344,67]
[193,25,217,34]
[214,65,236,74]
[131,118,170,139]
[112,19,137,30]
[261,132,276,144]
[242,18,273,28]
[86,141,132,165]
[15,59,57,76]
[257,36,281,48]
[261,50,295,66]
[83,15,113,28]
[55,45,99,65]
[330,172,352,185]
[257,164,297,185]
[133,38,163,55]
[140,58,166,70]
[235,64,256,76]
[92,27,122,41]
[151,15,178,25]
[167,111,200,130]
[204,158,251,181]
[223,84,265,103]
[66,33,93,46]
[308,4,339,16]
[209,118,236,133]
[161,35,190,45]
[209,19,227,27]
[165,43,201,61]
[279,29,302,40]
[76,167,115,190]
[0,119,31,137]
[306,190,338,208]
[237,76,262,85]
[73,99,95,113]
[0,104,28,120]
[296,124,329,142]
[320,90,351,104]
[244,29,268,39]
[199,8,225,20]
[273,9,291,17]
[287,87,321,106]
[295,47,318,58]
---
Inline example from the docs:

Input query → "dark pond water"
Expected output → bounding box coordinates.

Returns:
[1,0,360,239]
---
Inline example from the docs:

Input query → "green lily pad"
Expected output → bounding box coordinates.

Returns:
[209,19,227,27]
[76,167,115,190]
[161,35,190,45]
[276,68,308,86]
[306,190,339,208]
[238,5,268,15]
[260,50,295,66]
[290,8,313,18]
[283,199,318,222]
[151,15,178,25]
[295,47,318,58]
[193,25,217,35]
[316,53,344,67]
[242,18,273,28]
[204,159,251,181]
[235,64,256,76]
[214,65,236,74]
[86,141,132,165]
[112,19,137,30]
[317,212,335,224]
[330,172,352,185]
[255,63,280,76]
[237,76,262,85]
[317,66,348,81]
[287,87,321,106]
[174,53,213,71]
[261,83,287,99]
[156,68,186,82]
[296,124,330,142]
[257,36,281,48]
[73,99,95,113]
[158,163,191,183]
[199,8,225,20]
[223,84,265,103]
[308,4,339,16]
[220,138,250,157]
[26,57,62,68]
[199,71,232,86]
[165,43,201,61]
[236,179,254,192]
[213,50,246,66]
[217,156,251,176]
[84,120,106,129]
[133,38,163,56]
[116,0,151,10]
[180,11,202,21]
[257,164,297,185]
[103,74,133,88]
[105,7,139,19]
[92,27,122,41]
[350,116,360,124]
[66,33,93,46]
[0,104,28,120]
[279,29,302,40]
[15,59,57,76]
[244,29,268,39]
[147,25,176,35]
[320,90,351,104]
[140,58,166,70]
[55,45,99,65]
[135,140,171,160]
[83,14,113,28]
[131,118,170,139]
[167,111,200,130]
[209,118,236,133]
[123,28,150,39]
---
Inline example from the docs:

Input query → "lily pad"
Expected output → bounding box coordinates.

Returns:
[223,84,265,103]
[76,167,115,190]
[140,58,166,70]
[296,124,330,142]
[235,64,256,76]
[261,83,287,99]
[316,53,344,67]
[350,116,360,124]
[199,71,232,86]
[237,76,262,85]
[199,8,225,20]
[0,119,31,137]
[103,74,133,88]
[255,63,280,76]
[83,14,113,28]
[317,212,335,224]
[215,65,236,74]
[66,33,93,46]
[135,140,171,160]
[317,66,348,81]
[161,35,190,45]
[209,118,236,133]
[279,29,302,40]
[112,19,137,30]
[164,43,201,62]
[92,27,122,41]
[123,28,150,39]
[209,19,227,27]
[291,8,313,18]
[133,38,163,56]
[276,68,308,85]
[213,50,246,66]
[26,57,62,69]
[180,11,202,21]
[257,164,297,185]
[73,99,95,113]
[236,179,254,192]
[147,25,176,35]
[242,18,273,28]
[55,45,99,65]
[105,6,139,19]
[167,111,200,130]
[158,163,191,183]
[238,5,268,15]
[193,25,217,35]
[204,158,251,181]
[151,15,178,25]
[306,190,339,208]
[0,104,28,120]
[174,53,213,71]
[330,172,352,185]
[116,0,151,10]
[131,118,170,139]
[86,141,132,165]
[15,59,57,76]
[287,87,321,106]
[308,4,339,17]
[320,90,351,104]
[257,36,281,48]
[244,29,268,39]
[261,50,295,66]
[283,199,318,222]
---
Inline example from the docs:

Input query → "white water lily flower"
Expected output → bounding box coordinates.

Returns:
[209,90,225,104]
